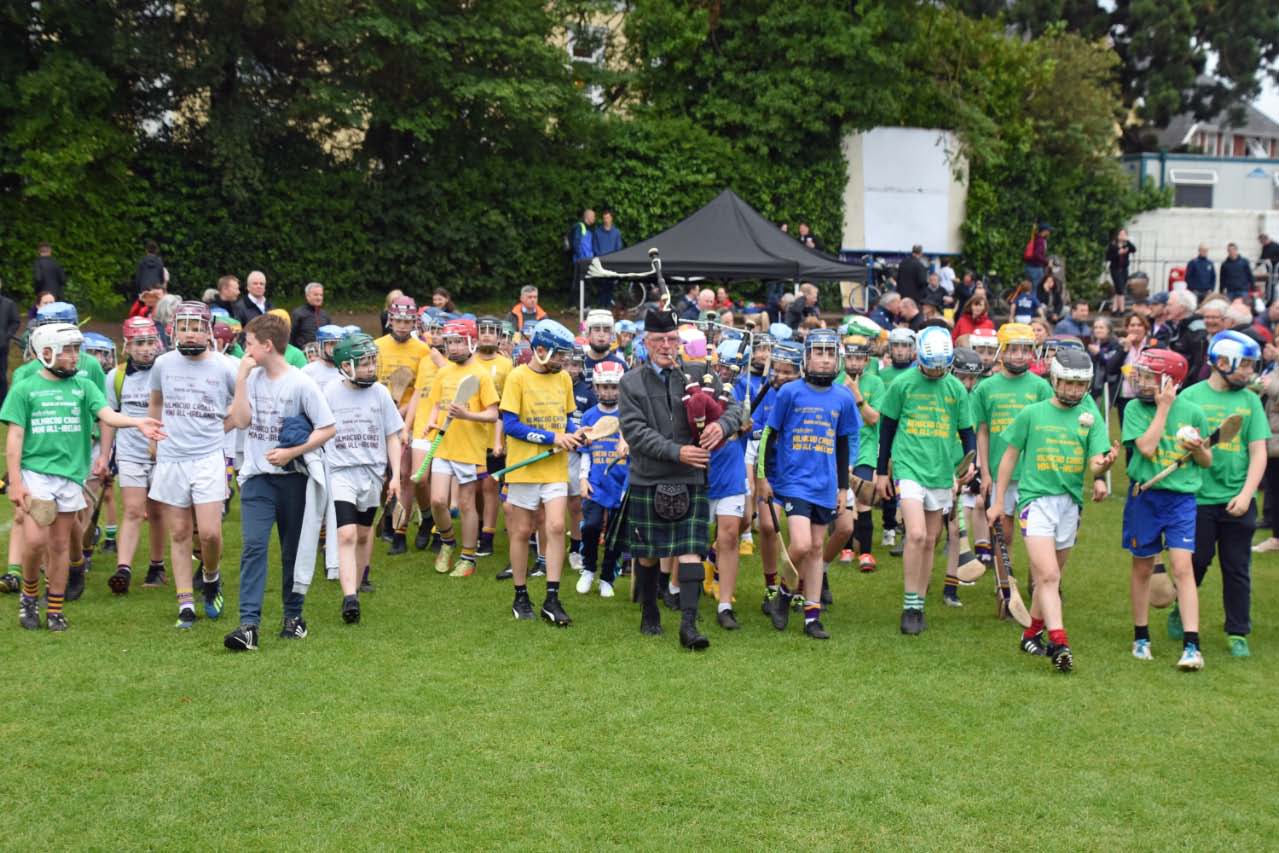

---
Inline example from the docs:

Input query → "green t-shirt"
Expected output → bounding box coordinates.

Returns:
[14,351,107,392]
[972,370,1052,482]
[877,369,974,488]
[852,372,886,469]
[0,373,108,481]
[864,358,881,377]
[228,343,245,358]
[1179,381,1269,505]
[878,363,913,388]
[284,344,308,369]
[1121,396,1209,494]
[1004,398,1110,509]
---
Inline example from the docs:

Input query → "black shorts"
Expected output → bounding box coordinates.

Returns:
[776,494,836,526]
[334,501,378,528]
[486,451,506,476]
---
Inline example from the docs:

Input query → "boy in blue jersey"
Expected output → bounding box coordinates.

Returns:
[754,340,802,617]
[706,340,752,630]
[575,361,628,598]
[735,333,772,556]
[758,329,860,640]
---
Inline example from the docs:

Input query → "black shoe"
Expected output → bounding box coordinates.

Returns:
[202,577,224,620]
[540,594,571,627]
[716,608,740,630]
[175,607,197,630]
[65,568,85,602]
[342,595,361,624]
[143,565,167,587]
[640,605,663,636]
[804,619,831,640]
[224,623,260,651]
[890,526,905,557]
[475,536,494,558]
[767,592,791,631]
[512,590,535,620]
[1,572,21,594]
[359,569,375,593]
[46,612,68,632]
[18,598,40,630]
[529,562,546,578]
[379,513,395,543]
[414,526,432,551]
[662,586,680,611]
[900,609,925,635]
[102,538,117,553]
[388,533,407,555]
[430,531,443,552]
[679,612,710,650]
[1020,632,1048,656]
[1049,643,1074,673]
[279,616,308,640]
[495,565,513,581]
[820,574,833,606]
[108,567,131,595]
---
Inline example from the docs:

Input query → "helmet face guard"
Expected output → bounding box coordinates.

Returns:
[1208,330,1261,388]
[32,323,83,377]
[1050,350,1094,407]
[335,333,379,387]
[804,330,841,387]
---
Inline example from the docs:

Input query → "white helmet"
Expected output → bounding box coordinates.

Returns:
[916,326,954,372]
[887,327,916,347]
[585,309,614,332]
[31,323,84,376]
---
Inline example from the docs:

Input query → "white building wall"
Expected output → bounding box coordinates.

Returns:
[1123,208,1279,290]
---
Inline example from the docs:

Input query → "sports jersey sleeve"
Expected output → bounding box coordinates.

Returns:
[499,367,523,415]
[0,383,29,426]
[1004,406,1031,452]
[478,372,499,409]
[299,373,335,428]
[84,378,107,416]
[379,385,405,437]
[877,378,904,421]
[765,383,792,434]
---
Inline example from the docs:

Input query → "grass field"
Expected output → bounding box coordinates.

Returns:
[2,459,1276,850]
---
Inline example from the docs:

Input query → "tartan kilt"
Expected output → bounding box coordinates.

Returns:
[622,484,711,558]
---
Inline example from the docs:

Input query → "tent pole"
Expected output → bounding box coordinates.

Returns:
[578,268,585,329]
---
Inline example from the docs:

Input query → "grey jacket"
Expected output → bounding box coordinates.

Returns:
[618,359,744,487]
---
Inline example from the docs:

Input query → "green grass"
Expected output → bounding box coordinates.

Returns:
[2,462,1277,850]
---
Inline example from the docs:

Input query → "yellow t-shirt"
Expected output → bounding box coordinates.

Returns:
[411,354,440,437]
[499,364,575,484]
[422,360,500,464]
[476,353,513,396]
[374,334,430,409]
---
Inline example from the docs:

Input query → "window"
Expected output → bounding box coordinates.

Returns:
[1174,184,1213,207]
[567,25,607,65]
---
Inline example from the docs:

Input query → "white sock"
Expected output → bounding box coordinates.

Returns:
[740,531,753,542]
[668,580,679,594]
[717,601,732,613]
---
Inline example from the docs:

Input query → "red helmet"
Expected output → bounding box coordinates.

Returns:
[122,317,159,341]
[442,318,477,342]
[174,300,213,328]
[1134,348,1188,387]
[387,296,417,322]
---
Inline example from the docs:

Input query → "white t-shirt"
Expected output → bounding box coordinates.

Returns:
[219,352,243,459]
[148,351,236,461]
[302,360,342,388]
[938,264,956,295]
[239,367,335,481]
[323,378,404,470]
[106,365,154,464]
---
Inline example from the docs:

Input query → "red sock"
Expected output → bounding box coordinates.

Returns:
[1048,628,1068,647]
[1023,618,1045,640]
[764,572,777,589]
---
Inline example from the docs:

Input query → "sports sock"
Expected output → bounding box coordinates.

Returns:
[105,525,117,541]
[22,577,39,600]
[904,591,923,611]
[943,573,959,594]
[571,537,583,555]
[149,559,165,572]
[460,547,476,564]
[362,566,371,583]
[1023,617,1045,640]
[117,564,132,575]
[70,556,84,571]
[7,563,20,575]
[546,580,559,595]
[764,571,777,589]
[1134,624,1150,642]
[740,531,753,543]
[449,507,460,520]
[717,601,732,613]
[177,588,194,612]
[203,571,220,585]
[1184,630,1199,649]
[1048,628,1068,647]
[804,602,821,624]
[514,584,528,596]
[439,527,455,546]
[46,590,64,616]
[533,555,546,571]
[668,579,680,595]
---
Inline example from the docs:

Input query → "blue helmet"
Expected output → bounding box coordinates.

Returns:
[342,324,363,337]
[316,325,345,345]
[803,328,841,385]
[772,340,803,368]
[210,306,231,319]
[81,332,116,356]
[1208,329,1262,385]
[716,339,745,371]
[35,301,78,326]
[916,326,954,371]
[615,319,636,335]
[769,322,793,342]
[529,319,575,370]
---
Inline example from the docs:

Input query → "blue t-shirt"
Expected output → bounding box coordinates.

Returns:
[583,350,627,385]
[572,376,594,418]
[766,381,861,508]
[580,405,627,508]
[708,433,748,500]
[1013,292,1040,324]
[733,371,766,410]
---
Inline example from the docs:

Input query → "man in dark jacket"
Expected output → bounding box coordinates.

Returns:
[211,274,247,324]
[591,208,624,308]
[1105,228,1136,313]
[135,241,165,292]
[1184,244,1215,297]
[896,245,928,303]
[0,282,21,404]
[32,242,66,300]
[237,270,271,321]
[289,282,332,347]
[1155,289,1207,385]
[783,283,821,328]
[618,307,744,650]
[1219,243,1253,299]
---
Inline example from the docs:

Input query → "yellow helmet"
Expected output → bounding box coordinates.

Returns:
[268,308,292,329]
[997,322,1035,349]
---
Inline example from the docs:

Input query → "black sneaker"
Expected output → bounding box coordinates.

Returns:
[224,623,260,651]
[430,531,443,552]
[943,589,963,608]
[341,595,361,624]
[475,536,494,558]
[108,567,131,595]
[900,609,925,635]
[18,598,40,630]
[820,574,833,606]
[202,577,224,620]
[175,607,197,630]
[679,612,710,650]
[540,594,571,627]
[662,586,680,611]
[804,619,831,640]
[890,526,906,557]
[46,612,68,632]
[768,592,791,631]
[388,533,407,555]
[414,526,432,551]
[359,569,375,593]
[1049,643,1074,673]
[379,513,395,543]
[279,616,308,640]
[1020,632,1048,656]
[640,605,662,636]
[495,565,513,581]
[529,562,547,578]
[143,565,167,588]
[761,589,778,615]
[512,590,535,620]
[65,568,85,602]
[716,608,740,631]
[102,538,117,553]
[1,572,21,594]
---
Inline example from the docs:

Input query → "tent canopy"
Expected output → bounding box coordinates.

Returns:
[586,189,864,282]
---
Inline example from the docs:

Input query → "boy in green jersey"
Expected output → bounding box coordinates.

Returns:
[2,324,165,632]
[822,331,884,572]
[941,347,985,607]
[1121,349,1210,671]
[1180,331,1269,658]
[877,327,916,552]
[989,350,1118,673]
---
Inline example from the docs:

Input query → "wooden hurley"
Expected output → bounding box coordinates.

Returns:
[491,416,619,481]
[411,374,481,482]
[1136,413,1242,494]
[950,451,985,582]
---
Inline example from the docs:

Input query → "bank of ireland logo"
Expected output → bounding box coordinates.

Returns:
[784,501,794,513]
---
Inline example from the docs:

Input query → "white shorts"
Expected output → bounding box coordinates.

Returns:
[22,470,87,513]
[149,452,228,508]
[709,493,746,519]
[116,459,156,490]
[1001,481,1019,517]
[430,457,478,485]
[896,478,953,513]
[567,454,582,497]
[1019,494,1080,551]
[506,481,568,511]
[411,438,432,451]
[745,438,760,471]
[330,467,383,512]
[961,491,978,511]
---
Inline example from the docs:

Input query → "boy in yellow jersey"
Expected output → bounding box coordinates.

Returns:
[420,319,499,577]
[401,319,447,552]
[474,315,513,557]
[499,319,583,625]
[375,295,431,554]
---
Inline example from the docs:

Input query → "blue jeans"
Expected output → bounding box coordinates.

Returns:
[238,473,308,625]
[581,498,621,582]
[1024,264,1046,290]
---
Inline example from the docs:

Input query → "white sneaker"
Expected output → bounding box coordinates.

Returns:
[882,529,897,548]
[598,580,615,598]
[575,570,594,594]
[1252,537,1279,553]
[1132,639,1153,661]
[568,552,584,572]
[326,568,339,581]
[1177,645,1204,671]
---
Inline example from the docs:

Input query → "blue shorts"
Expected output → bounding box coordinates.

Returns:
[853,464,874,482]
[775,494,836,526]
[1122,488,1196,557]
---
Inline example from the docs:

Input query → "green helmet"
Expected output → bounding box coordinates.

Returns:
[334,332,378,386]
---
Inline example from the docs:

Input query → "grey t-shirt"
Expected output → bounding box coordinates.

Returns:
[323,378,404,470]
[302,360,341,388]
[239,366,335,481]
[148,351,236,462]
[106,365,154,464]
